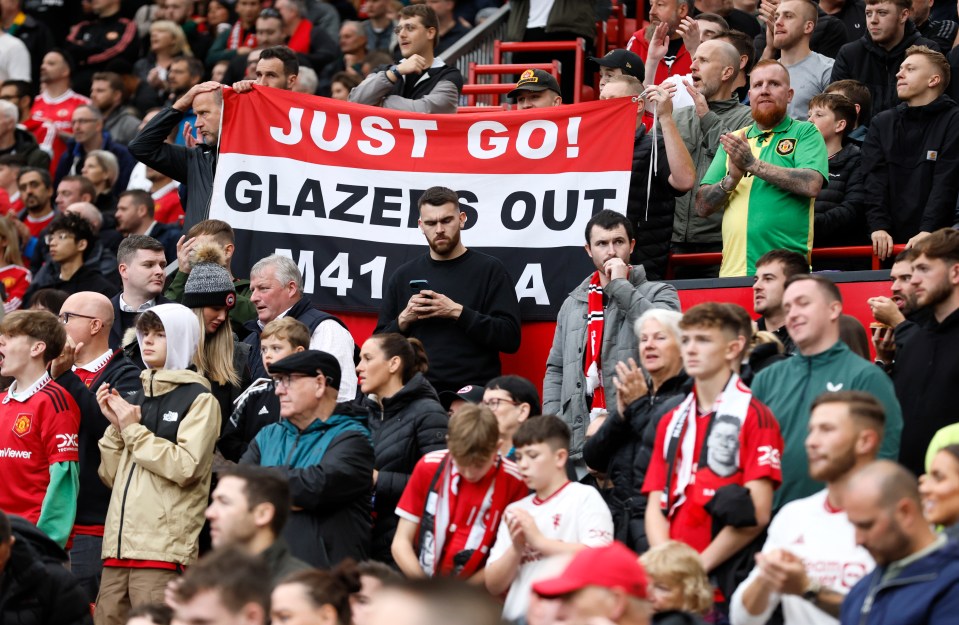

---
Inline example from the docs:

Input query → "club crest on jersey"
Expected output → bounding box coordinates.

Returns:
[13,413,31,437]
[776,139,796,155]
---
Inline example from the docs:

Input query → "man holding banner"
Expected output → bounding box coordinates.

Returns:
[375,186,521,401]
[349,4,463,114]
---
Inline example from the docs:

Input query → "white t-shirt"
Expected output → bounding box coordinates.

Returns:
[729,489,875,625]
[487,481,614,620]
[0,33,30,83]
[527,0,553,29]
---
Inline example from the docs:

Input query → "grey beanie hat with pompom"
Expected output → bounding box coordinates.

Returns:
[182,244,237,310]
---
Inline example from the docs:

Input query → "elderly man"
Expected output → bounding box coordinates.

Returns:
[243,254,356,400]
[239,350,373,568]
[0,100,49,170]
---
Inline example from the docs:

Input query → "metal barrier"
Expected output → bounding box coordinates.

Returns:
[665,245,908,278]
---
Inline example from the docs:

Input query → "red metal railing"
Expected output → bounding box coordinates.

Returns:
[666,245,909,278]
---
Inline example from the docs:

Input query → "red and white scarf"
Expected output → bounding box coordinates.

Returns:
[227,21,257,50]
[584,271,606,418]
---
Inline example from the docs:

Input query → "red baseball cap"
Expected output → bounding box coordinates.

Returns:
[532,542,648,599]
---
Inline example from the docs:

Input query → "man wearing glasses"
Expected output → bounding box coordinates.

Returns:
[50,291,141,604]
[350,4,464,113]
[23,211,119,303]
[239,350,374,568]
[54,104,135,192]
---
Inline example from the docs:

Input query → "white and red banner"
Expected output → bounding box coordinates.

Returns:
[209,86,637,319]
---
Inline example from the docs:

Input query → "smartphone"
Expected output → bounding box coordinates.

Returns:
[409,279,431,295]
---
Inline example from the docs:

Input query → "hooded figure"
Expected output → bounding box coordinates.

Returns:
[136,302,201,370]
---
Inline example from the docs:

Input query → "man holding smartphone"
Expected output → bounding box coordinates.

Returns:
[375,186,521,402]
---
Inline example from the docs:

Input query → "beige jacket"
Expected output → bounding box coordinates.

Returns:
[98,369,220,564]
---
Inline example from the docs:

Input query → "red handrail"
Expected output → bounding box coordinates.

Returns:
[494,39,586,103]
[666,245,909,278]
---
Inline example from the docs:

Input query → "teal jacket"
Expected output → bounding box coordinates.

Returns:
[751,340,902,510]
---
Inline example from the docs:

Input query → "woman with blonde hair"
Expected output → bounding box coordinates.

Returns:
[81,150,120,214]
[0,216,30,311]
[182,244,250,422]
[640,540,713,623]
[135,20,193,99]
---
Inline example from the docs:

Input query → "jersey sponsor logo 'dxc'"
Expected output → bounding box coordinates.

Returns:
[55,433,79,452]
[757,445,782,469]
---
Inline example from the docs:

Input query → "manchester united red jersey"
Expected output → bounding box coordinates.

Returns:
[0,375,81,524]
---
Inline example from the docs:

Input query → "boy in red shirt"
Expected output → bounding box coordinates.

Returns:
[644,303,783,605]
[393,404,527,581]
[0,310,80,548]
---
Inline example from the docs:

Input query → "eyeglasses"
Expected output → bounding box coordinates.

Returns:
[271,373,312,389]
[71,118,99,125]
[58,312,98,325]
[393,23,422,35]
[259,7,281,18]
[0,94,19,102]
[45,232,76,244]
[481,398,521,410]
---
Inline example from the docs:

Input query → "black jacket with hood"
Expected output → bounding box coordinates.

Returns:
[830,21,937,119]
[365,372,448,561]
[5,128,51,170]
[813,142,869,248]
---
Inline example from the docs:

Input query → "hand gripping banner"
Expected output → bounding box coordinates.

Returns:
[210,86,637,320]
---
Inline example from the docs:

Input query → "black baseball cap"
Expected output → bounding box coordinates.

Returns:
[589,48,645,82]
[439,384,486,406]
[268,350,341,390]
[507,68,562,100]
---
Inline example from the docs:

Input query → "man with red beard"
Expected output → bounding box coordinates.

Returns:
[695,60,828,278]
[891,228,959,475]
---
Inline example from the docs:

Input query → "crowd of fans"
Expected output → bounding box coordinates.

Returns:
[1,1,959,625]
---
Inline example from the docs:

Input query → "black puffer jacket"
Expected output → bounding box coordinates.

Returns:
[814,143,869,248]
[627,127,685,281]
[582,371,689,553]
[830,22,937,120]
[0,516,92,625]
[366,372,448,561]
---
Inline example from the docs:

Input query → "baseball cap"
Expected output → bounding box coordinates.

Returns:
[532,542,648,599]
[439,384,486,406]
[589,49,645,82]
[507,68,561,100]
[268,350,341,390]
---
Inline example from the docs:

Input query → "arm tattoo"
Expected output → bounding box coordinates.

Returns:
[696,183,730,217]
[750,160,821,197]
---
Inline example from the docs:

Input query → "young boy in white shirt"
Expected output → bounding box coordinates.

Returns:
[485,415,614,621]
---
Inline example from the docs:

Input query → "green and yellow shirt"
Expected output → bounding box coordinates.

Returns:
[701,117,828,277]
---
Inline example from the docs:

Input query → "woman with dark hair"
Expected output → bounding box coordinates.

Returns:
[920,444,959,540]
[272,563,362,625]
[356,332,448,563]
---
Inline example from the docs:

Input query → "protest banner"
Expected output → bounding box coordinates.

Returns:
[209,86,637,320]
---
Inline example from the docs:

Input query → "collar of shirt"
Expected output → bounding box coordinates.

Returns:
[143,221,158,237]
[151,181,179,199]
[258,306,295,331]
[119,294,155,313]
[3,372,51,404]
[881,533,948,584]
[73,348,114,374]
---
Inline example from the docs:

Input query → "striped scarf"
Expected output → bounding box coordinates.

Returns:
[584,271,606,417]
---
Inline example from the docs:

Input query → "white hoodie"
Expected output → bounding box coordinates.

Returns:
[136,303,200,370]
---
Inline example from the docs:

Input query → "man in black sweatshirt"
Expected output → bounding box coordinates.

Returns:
[375,186,521,400]
[862,45,959,262]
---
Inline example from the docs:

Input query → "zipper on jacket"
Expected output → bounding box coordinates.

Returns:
[116,461,137,557]
[284,431,301,466]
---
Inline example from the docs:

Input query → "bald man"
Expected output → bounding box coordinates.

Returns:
[50,291,142,603]
[840,460,959,625]
[670,40,753,278]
